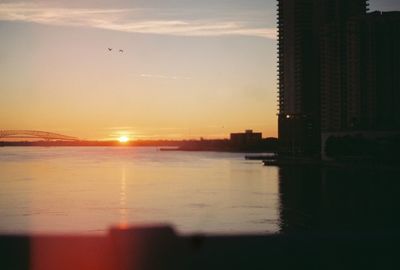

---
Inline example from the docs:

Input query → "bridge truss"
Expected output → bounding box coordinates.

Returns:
[0,130,79,141]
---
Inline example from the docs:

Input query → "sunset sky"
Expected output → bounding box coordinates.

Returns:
[0,0,397,140]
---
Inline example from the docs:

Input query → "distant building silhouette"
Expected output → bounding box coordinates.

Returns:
[230,130,262,146]
[277,0,400,158]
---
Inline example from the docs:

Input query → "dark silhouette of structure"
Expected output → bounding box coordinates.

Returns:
[277,0,369,157]
[230,130,262,146]
[322,11,400,132]
[278,0,320,156]
[319,1,369,133]
[0,130,79,141]
[321,11,400,159]
[345,11,400,131]
[278,0,400,158]
[2,220,400,269]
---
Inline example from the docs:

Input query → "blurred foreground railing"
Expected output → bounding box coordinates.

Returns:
[1,225,399,270]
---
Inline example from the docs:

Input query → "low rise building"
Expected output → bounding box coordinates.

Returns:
[230,130,262,146]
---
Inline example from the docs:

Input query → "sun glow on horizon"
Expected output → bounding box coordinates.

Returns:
[118,136,129,143]
[0,0,283,139]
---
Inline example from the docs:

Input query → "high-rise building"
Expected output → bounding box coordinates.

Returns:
[277,0,368,156]
[320,1,369,132]
[346,11,400,131]
[277,0,320,156]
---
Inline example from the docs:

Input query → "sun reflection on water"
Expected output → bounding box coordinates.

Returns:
[119,166,128,227]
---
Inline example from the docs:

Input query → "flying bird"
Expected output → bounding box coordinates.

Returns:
[108,48,112,51]
[119,49,124,53]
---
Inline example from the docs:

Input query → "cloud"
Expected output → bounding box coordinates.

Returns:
[0,3,277,39]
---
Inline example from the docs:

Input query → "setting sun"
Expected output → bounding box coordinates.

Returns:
[118,136,129,143]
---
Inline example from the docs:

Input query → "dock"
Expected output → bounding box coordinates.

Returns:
[245,154,276,160]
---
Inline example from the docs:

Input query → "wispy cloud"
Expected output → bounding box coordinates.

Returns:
[0,3,277,39]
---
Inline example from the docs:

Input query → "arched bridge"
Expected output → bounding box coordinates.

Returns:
[0,130,79,141]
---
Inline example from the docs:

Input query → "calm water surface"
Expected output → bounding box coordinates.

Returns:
[0,147,279,234]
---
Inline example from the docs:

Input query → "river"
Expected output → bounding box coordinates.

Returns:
[1,146,399,235]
